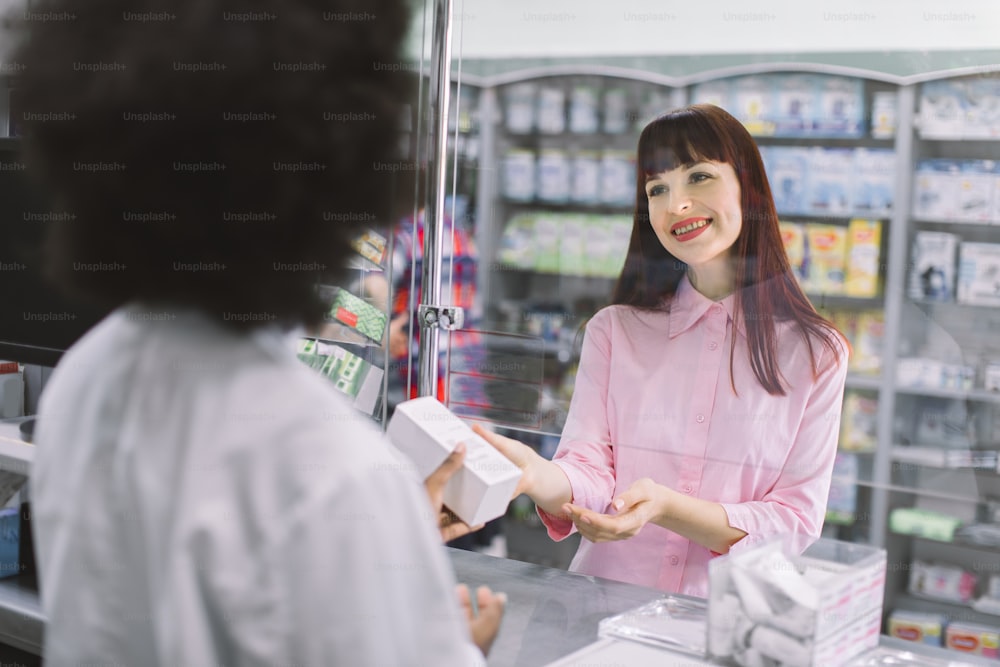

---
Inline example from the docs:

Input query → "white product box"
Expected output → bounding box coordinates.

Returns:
[955,161,994,224]
[851,149,895,218]
[870,90,897,139]
[896,358,945,389]
[536,86,566,134]
[707,537,886,667]
[733,75,775,136]
[918,79,967,139]
[992,163,1000,223]
[691,79,732,109]
[984,363,1000,392]
[504,83,535,134]
[602,88,629,135]
[957,242,1000,306]
[774,75,815,136]
[536,149,571,203]
[912,160,962,221]
[387,397,522,527]
[963,77,1000,140]
[568,85,600,134]
[908,231,958,301]
[502,149,536,202]
[599,151,634,207]
[767,147,809,215]
[815,76,863,137]
[570,152,600,205]
[806,147,853,215]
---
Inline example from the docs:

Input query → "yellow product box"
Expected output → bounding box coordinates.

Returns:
[946,622,1000,658]
[779,221,807,287]
[844,219,882,298]
[839,393,878,452]
[851,311,884,375]
[887,610,946,646]
[806,224,847,295]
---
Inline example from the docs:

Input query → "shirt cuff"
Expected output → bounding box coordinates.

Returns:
[536,504,577,541]
[719,502,757,554]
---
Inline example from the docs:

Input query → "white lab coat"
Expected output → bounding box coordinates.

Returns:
[31,305,485,666]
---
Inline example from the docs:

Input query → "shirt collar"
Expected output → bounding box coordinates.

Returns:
[666,274,745,339]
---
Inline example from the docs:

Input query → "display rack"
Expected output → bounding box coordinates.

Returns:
[456,53,1000,658]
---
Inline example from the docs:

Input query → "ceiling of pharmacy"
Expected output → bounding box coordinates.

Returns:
[408,0,1000,82]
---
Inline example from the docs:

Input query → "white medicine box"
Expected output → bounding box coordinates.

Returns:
[707,537,886,667]
[387,397,521,527]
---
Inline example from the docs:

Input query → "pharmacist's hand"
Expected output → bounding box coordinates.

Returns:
[456,583,506,657]
[425,442,484,542]
[562,478,662,543]
[471,424,537,498]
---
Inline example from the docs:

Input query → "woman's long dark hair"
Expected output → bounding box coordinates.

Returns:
[612,104,846,395]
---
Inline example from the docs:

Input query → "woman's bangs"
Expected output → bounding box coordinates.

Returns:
[639,113,728,180]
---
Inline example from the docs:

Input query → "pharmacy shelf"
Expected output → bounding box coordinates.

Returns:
[891,446,999,472]
[859,479,985,504]
[0,575,42,657]
[907,534,1000,556]
[894,386,1000,404]
[895,592,1000,627]
[0,421,34,477]
[846,374,882,391]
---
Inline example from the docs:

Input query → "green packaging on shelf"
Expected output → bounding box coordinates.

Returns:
[296,339,384,415]
[558,215,586,276]
[888,507,962,542]
[326,288,387,344]
[496,213,536,269]
[533,213,561,273]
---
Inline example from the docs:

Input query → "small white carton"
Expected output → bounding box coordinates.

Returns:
[707,537,886,667]
[387,397,522,527]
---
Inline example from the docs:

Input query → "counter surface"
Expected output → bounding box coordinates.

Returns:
[0,541,995,664]
[448,548,998,667]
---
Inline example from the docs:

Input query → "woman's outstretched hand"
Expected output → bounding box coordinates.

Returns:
[561,478,664,543]
[471,424,539,499]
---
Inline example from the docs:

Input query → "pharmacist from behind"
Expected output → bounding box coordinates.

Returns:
[15,1,503,665]
[477,104,850,597]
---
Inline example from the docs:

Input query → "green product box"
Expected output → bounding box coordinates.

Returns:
[326,288,387,344]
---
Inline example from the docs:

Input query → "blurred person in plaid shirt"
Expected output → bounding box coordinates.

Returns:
[387,197,506,556]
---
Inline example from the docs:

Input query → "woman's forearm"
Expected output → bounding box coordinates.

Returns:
[651,486,747,555]
[526,458,575,517]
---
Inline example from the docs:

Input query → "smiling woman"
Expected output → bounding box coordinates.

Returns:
[643,159,743,300]
[474,102,850,598]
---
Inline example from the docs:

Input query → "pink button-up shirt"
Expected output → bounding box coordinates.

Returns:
[539,275,848,597]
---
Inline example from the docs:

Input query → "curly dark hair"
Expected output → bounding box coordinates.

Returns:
[9,0,416,328]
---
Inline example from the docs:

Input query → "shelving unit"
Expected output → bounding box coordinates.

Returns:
[452,52,1000,657]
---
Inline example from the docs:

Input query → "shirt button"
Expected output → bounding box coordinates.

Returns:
[708,342,718,350]
[712,304,723,313]
[696,414,705,423]
[683,484,693,494]
[670,556,679,566]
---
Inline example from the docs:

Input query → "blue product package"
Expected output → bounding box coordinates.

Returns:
[0,508,20,579]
